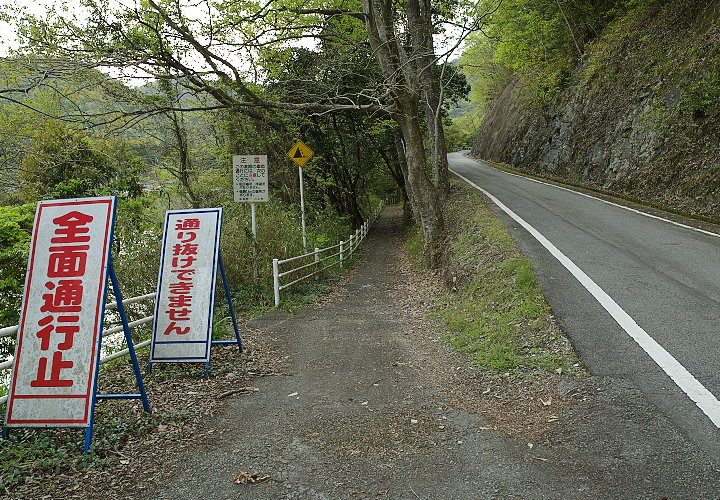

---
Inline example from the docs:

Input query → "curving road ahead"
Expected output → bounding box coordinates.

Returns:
[449,152,720,460]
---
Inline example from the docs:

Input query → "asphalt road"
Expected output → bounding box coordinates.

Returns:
[449,152,720,460]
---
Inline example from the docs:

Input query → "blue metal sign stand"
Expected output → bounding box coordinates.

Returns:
[205,251,244,377]
[84,256,151,453]
[147,251,243,377]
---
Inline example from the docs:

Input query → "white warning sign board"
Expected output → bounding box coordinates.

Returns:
[150,208,222,363]
[233,155,268,203]
[4,197,117,427]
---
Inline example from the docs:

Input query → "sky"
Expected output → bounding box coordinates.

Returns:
[1,0,67,56]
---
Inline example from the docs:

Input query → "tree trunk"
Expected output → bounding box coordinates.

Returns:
[393,129,415,221]
[406,0,449,199]
[362,0,446,267]
[395,96,444,267]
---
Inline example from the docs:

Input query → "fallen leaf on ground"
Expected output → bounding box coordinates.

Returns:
[234,471,270,484]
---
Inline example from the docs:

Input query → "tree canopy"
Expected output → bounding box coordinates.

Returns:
[1,0,494,264]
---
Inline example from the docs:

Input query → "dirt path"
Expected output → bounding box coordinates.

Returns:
[127,206,720,499]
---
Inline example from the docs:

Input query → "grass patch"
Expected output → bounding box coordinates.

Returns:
[405,224,426,269]
[432,181,584,378]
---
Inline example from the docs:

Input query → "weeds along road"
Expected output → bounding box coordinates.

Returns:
[449,151,720,459]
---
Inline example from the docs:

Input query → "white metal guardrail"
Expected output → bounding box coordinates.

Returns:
[0,293,156,405]
[272,205,382,306]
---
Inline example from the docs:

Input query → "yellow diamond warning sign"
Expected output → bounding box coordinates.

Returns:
[288,141,314,167]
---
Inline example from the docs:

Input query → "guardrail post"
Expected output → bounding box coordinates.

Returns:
[340,240,345,267]
[349,233,355,256]
[354,229,360,251]
[314,247,320,280]
[273,258,280,307]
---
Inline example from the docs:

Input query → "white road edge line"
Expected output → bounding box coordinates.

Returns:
[452,169,720,428]
[480,159,720,239]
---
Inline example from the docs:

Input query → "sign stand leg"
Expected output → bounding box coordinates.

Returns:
[84,270,110,454]
[83,262,114,454]
[212,252,244,353]
[84,259,154,454]
[84,424,94,454]
[107,260,151,413]
[2,427,9,440]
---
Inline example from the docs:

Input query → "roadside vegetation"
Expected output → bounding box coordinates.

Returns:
[420,180,585,379]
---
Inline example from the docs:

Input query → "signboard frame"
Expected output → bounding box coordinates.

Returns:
[2,196,151,452]
[3,197,118,428]
[233,154,268,203]
[149,208,223,364]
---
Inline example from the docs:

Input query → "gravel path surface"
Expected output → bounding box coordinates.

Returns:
[131,206,720,499]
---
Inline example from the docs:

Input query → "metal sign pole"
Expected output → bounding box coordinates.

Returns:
[251,202,258,280]
[299,166,307,252]
[287,141,313,253]
[251,202,257,241]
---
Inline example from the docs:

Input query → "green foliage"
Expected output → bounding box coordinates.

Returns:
[0,204,34,337]
[1,429,83,491]
[679,59,720,120]
[405,224,426,269]
[19,122,143,201]
[440,63,471,110]
[463,0,630,107]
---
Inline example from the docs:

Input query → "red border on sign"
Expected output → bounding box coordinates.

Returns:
[6,198,115,425]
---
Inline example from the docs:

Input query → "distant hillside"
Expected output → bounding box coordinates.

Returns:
[471,1,720,219]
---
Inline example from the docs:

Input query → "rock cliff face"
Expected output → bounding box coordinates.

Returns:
[472,2,720,219]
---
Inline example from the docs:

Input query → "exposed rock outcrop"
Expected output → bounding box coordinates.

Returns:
[472,2,720,219]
